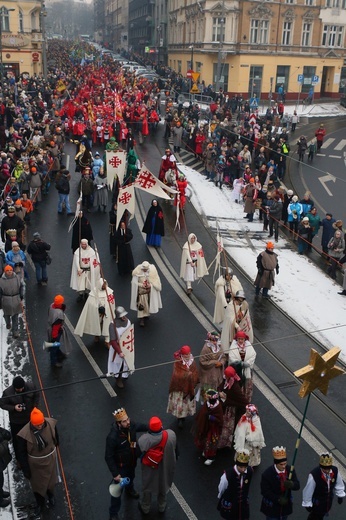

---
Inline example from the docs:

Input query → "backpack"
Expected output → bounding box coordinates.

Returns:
[55,175,69,193]
[141,431,168,469]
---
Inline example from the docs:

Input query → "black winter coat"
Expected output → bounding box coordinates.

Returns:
[105,422,147,479]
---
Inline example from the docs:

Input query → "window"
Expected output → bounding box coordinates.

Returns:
[19,10,24,33]
[276,65,290,94]
[325,0,339,6]
[302,65,316,93]
[248,65,263,99]
[285,0,294,3]
[213,62,229,91]
[212,17,225,43]
[282,21,292,45]
[31,12,37,31]
[322,25,344,47]
[177,60,181,73]
[302,22,312,46]
[0,7,10,32]
[305,0,314,4]
[250,19,269,44]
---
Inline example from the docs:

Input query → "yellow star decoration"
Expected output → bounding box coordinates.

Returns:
[294,347,344,398]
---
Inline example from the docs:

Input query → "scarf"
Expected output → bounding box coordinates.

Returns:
[32,426,48,451]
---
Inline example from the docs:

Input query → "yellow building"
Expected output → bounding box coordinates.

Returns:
[1,1,45,79]
[168,0,346,99]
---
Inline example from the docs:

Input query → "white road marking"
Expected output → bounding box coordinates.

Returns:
[171,484,198,520]
[318,173,336,196]
[334,139,346,151]
[321,138,335,149]
[64,316,117,398]
[329,154,341,159]
[316,153,326,157]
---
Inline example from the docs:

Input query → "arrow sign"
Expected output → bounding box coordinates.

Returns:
[319,173,336,196]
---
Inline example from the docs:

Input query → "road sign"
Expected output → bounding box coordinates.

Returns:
[298,74,304,84]
[312,75,319,83]
[191,72,200,83]
[186,69,194,78]
[190,84,200,93]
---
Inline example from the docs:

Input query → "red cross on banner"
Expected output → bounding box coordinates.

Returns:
[109,156,122,168]
[116,185,135,228]
[120,324,135,371]
[135,166,177,200]
[136,169,157,189]
[107,293,115,304]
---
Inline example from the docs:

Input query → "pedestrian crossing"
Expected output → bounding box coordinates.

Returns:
[317,137,346,158]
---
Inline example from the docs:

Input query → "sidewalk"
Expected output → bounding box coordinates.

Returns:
[175,161,346,361]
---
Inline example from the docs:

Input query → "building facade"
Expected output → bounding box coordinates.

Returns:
[168,0,346,99]
[1,1,45,79]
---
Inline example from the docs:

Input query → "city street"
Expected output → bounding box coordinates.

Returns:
[7,122,346,520]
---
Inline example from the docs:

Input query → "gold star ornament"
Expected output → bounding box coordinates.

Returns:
[294,347,344,398]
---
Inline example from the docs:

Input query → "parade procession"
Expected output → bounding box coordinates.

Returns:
[0,35,346,520]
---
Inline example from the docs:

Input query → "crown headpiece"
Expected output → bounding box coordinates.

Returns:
[319,453,333,467]
[272,446,287,460]
[113,408,128,422]
[236,450,250,465]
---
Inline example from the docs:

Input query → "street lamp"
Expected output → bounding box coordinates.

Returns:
[0,7,15,85]
[189,44,194,71]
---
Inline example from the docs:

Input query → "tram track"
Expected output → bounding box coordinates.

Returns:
[135,134,346,440]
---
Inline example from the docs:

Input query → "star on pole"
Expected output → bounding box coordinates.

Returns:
[294,347,344,398]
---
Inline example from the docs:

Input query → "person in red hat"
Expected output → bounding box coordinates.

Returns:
[138,416,177,514]
[228,331,256,401]
[254,242,279,298]
[167,346,199,429]
[17,408,59,516]
[217,366,248,451]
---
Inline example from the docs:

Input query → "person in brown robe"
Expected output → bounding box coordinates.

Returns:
[254,241,279,298]
[17,407,59,516]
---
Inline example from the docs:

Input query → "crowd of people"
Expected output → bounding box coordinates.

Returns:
[0,38,345,519]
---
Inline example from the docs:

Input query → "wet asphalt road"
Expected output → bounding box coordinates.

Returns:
[17,122,346,520]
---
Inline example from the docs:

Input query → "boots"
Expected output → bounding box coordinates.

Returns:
[338,290,346,296]
[116,376,124,388]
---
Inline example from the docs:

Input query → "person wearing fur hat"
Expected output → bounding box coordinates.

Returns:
[233,404,265,467]
[254,242,279,298]
[137,417,177,514]
[193,389,224,465]
[297,217,312,255]
[105,408,147,519]
[228,331,256,401]
[130,261,162,327]
[17,408,59,516]
[167,345,199,428]
[217,366,248,450]
[180,233,209,295]
[5,241,27,280]
[217,449,254,519]
[47,295,69,368]
[302,453,345,519]
[260,446,300,519]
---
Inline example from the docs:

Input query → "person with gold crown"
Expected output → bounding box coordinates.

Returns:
[105,408,148,520]
[17,408,59,517]
[260,446,300,519]
[217,449,253,519]
[302,453,345,519]
[254,241,279,298]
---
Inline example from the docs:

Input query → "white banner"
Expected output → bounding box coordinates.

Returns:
[116,185,135,228]
[106,150,127,188]
[135,166,177,199]
[120,324,135,373]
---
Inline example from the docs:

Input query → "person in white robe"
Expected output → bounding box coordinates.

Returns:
[221,290,253,352]
[228,330,256,402]
[130,261,162,327]
[74,278,115,347]
[233,404,266,467]
[70,239,100,302]
[213,270,243,325]
[179,233,208,294]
